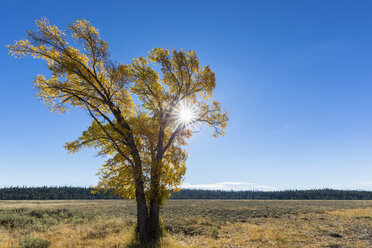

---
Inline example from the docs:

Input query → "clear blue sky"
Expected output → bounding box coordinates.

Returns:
[1,0,372,190]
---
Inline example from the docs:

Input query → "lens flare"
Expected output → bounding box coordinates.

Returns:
[173,100,199,129]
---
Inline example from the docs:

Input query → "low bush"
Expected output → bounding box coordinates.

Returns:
[18,236,51,248]
[210,226,219,239]
[0,208,96,230]
[0,214,34,229]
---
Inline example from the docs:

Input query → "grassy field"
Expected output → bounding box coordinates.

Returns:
[1,200,372,247]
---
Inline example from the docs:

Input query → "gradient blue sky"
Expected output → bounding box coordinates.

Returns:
[1,0,372,190]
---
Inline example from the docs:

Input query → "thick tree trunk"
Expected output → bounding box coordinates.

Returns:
[149,197,161,243]
[135,177,149,246]
[148,159,162,245]
[131,150,152,247]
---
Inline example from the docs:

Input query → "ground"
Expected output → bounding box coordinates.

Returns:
[1,200,372,247]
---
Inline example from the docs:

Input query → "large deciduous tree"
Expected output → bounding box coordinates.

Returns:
[8,18,228,246]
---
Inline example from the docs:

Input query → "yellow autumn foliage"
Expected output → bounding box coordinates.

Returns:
[8,18,229,203]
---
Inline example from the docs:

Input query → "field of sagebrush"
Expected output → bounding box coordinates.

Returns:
[1,200,372,247]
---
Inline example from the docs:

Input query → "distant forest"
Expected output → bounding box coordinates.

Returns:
[1,187,372,200]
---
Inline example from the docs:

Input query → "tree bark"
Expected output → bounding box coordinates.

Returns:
[148,159,162,244]
[149,198,161,243]
[131,148,152,247]
[135,174,149,246]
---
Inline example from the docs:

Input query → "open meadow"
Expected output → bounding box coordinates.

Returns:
[1,200,372,247]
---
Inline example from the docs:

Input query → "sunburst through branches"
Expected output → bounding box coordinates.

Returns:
[173,100,199,129]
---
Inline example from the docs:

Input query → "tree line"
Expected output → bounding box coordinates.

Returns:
[171,189,372,200]
[1,187,372,200]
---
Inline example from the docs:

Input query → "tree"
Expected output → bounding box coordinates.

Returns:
[8,18,228,246]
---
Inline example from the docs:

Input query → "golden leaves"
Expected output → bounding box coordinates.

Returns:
[8,18,229,201]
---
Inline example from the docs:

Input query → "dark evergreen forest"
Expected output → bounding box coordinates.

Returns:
[1,187,372,200]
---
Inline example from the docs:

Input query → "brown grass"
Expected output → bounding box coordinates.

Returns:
[1,200,372,247]
[328,207,372,218]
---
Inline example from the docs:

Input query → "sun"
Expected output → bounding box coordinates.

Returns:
[180,108,193,122]
[173,100,198,128]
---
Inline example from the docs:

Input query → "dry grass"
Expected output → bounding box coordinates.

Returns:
[328,207,372,218]
[1,200,372,247]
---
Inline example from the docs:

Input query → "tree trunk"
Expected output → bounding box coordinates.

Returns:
[148,159,162,245]
[132,151,152,247]
[149,198,161,244]
[135,178,150,246]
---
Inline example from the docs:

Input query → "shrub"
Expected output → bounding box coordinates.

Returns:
[210,226,219,239]
[18,237,51,248]
[0,214,34,229]
[0,208,96,230]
